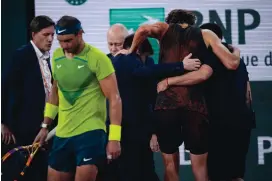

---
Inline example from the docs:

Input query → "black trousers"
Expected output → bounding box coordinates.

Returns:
[208,126,251,180]
[102,140,160,181]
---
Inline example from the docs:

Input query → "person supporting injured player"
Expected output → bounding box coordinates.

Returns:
[124,9,240,181]
[198,23,255,181]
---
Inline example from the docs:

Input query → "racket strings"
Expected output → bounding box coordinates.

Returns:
[20,143,41,176]
[2,145,31,162]
[1,143,43,179]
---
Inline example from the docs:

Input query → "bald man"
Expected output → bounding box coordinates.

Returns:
[107,23,129,58]
[104,24,160,181]
[106,24,129,133]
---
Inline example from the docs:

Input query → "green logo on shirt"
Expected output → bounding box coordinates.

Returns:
[109,8,165,63]
[65,0,87,6]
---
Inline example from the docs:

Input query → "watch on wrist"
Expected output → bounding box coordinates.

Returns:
[41,123,49,129]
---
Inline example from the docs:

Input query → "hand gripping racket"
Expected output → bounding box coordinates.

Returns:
[1,127,56,180]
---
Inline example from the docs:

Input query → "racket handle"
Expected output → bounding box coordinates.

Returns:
[46,127,56,141]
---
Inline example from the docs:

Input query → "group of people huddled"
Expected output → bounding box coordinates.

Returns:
[2,9,255,181]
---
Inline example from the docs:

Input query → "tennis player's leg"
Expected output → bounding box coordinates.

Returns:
[48,167,74,181]
[161,152,180,181]
[47,136,75,181]
[155,109,183,181]
[74,130,107,181]
[182,111,209,181]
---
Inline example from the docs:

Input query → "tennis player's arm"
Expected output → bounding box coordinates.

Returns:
[202,29,240,70]
[95,52,122,127]
[99,73,122,126]
[43,80,59,125]
[246,81,253,106]
[129,22,168,53]
[245,60,252,105]
[168,65,213,86]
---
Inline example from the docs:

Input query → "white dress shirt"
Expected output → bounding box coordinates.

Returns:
[30,40,52,101]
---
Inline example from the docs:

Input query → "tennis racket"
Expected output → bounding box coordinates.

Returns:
[1,127,56,181]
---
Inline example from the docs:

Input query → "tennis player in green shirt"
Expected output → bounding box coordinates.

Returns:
[34,15,122,181]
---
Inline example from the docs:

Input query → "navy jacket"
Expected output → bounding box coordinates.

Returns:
[2,43,53,144]
[109,53,185,142]
[204,43,255,128]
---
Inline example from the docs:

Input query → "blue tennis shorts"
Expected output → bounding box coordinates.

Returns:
[48,129,107,172]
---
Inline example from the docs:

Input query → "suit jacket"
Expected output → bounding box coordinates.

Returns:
[2,43,53,144]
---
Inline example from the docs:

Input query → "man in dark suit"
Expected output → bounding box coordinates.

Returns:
[1,15,55,181]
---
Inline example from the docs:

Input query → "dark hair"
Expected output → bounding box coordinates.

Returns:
[123,34,154,55]
[165,9,196,25]
[30,15,55,33]
[56,15,82,34]
[200,23,223,40]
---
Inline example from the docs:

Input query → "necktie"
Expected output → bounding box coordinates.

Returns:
[40,54,52,100]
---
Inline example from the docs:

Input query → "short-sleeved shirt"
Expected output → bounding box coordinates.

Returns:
[52,43,115,138]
